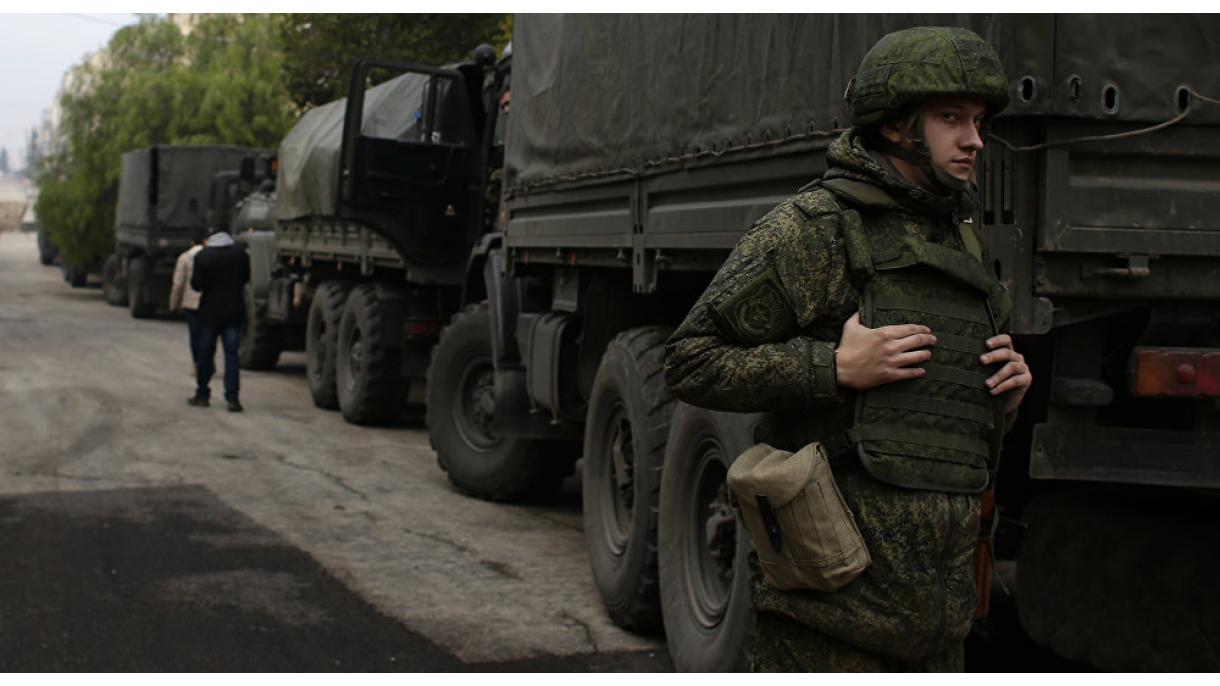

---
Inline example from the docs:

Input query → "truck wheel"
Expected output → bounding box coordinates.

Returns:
[659,404,759,671]
[239,286,282,370]
[582,326,675,632]
[305,280,353,409]
[37,230,56,265]
[127,256,154,318]
[427,302,576,501]
[63,263,88,288]
[1017,488,1220,671]
[336,284,405,425]
[102,254,128,307]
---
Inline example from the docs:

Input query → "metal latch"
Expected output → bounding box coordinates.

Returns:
[1085,254,1151,279]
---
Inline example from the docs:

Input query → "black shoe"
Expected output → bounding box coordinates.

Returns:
[226,399,244,413]
[187,396,209,408]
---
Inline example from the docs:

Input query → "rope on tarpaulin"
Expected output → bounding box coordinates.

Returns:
[988,87,1220,153]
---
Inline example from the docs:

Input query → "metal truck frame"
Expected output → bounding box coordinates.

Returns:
[251,52,506,427]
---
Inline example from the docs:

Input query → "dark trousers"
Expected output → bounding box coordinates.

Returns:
[184,309,201,367]
[196,321,241,401]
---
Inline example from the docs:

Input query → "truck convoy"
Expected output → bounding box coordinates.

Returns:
[102,145,261,317]
[59,14,1216,672]
[242,50,506,426]
[421,14,1220,672]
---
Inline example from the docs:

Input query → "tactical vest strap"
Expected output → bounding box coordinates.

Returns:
[957,221,984,261]
[865,391,995,428]
[933,332,989,356]
[919,363,991,389]
[838,208,877,285]
[846,424,991,462]
[874,295,992,326]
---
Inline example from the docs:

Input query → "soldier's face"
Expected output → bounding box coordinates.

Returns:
[917,97,988,183]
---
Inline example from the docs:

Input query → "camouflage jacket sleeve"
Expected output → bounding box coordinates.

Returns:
[664,194,855,413]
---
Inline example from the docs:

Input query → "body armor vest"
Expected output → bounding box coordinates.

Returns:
[839,207,1012,494]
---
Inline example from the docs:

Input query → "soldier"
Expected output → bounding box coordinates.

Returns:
[665,27,1032,671]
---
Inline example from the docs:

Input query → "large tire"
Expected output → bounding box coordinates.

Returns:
[582,326,675,632]
[37,229,57,266]
[102,254,128,307]
[426,302,576,501]
[63,263,88,288]
[305,280,353,409]
[127,256,154,318]
[1017,488,1220,671]
[239,286,283,370]
[336,284,405,425]
[658,404,760,671]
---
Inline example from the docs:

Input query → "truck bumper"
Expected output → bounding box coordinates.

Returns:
[1030,423,1220,488]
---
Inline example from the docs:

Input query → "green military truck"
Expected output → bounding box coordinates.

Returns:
[249,50,507,425]
[103,145,259,317]
[225,155,291,370]
[427,15,1220,671]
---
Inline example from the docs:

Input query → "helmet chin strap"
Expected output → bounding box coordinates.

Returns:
[879,112,968,194]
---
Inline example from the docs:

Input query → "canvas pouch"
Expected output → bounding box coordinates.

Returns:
[727,442,871,591]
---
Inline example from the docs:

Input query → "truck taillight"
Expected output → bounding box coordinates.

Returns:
[1129,347,1220,397]
[407,320,440,338]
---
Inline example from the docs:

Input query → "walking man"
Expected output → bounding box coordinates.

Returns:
[169,239,204,380]
[665,27,1032,671]
[190,227,250,412]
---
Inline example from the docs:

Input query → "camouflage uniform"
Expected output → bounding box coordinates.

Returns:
[664,27,1013,672]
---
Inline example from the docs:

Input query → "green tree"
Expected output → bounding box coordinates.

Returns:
[36,14,295,270]
[0,148,8,175]
[279,14,509,110]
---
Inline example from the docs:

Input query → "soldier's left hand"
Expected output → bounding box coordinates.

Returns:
[981,334,1031,414]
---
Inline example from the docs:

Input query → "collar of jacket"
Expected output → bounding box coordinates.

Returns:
[205,231,235,248]
[821,128,975,220]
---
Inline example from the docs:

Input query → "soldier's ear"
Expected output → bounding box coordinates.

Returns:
[878,120,905,146]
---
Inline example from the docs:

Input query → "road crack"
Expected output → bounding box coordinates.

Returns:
[271,454,369,501]
[558,610,600,652]
[401,527,472,554]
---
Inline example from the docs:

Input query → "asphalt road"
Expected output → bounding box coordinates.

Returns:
[0,232,1084,672]
[0,232,669,671]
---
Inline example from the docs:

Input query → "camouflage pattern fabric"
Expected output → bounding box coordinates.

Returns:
[749,460,979,671]
[664,128,1001,671]
[848,26,1009,127]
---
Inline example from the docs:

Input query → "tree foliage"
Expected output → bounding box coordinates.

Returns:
[36,14,296,269]
[279,14,510,110]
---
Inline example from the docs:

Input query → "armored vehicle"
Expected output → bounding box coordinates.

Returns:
[102,145,258,317]
[250,51,505,426]
[429,14,1220,671]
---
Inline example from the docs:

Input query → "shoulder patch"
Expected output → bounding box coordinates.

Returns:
[709,265,797,344]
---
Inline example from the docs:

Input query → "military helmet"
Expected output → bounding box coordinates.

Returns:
[847,26,1010,127]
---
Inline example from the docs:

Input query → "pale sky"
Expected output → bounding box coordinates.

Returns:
[0,13,138,170]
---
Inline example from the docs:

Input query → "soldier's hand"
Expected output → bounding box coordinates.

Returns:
[982,334,1031,414]
[835,312,936,390]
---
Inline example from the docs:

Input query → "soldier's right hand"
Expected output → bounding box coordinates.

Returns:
[834,312,936,390]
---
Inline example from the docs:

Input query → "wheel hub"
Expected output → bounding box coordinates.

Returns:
[453,356,499,450]
[603,407,635,555]
[688,438,735,629]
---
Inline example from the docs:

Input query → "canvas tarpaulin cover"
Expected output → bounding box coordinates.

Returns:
[276,71,452,220]
[116,146,253,229]
[507,14,1220,192]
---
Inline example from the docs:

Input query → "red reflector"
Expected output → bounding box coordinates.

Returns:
[1130,347,1220,397]
[407,321,441,338]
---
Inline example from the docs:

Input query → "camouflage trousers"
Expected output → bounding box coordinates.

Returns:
[749,458,980,672]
